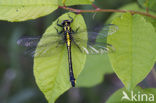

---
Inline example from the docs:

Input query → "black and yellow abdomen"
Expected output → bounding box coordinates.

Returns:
[62,21,76,87]
[56,19,76,87]
[66,33,70,46]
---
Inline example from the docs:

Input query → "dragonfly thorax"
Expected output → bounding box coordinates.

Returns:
[61,20,71,27]
[62,20,72,34]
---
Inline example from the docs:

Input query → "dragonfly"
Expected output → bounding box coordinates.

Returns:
[17,16,118,87]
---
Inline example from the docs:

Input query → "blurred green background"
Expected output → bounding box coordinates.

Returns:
[0,0,156,103]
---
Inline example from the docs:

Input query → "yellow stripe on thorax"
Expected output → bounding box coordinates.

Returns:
[66,32,70,46]
[64,24,71,46]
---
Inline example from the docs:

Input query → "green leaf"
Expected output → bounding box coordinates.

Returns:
[108,13,156,90]
[34,12,87,103]
[106,3,156,24]
[77,54,113,87]
[106,87,156,103]
[0,0,58,22]
[58,0,93,6]
[146,16,156,34]
[138,0,156,11]
[106,3,156,51]
[106,3,143,24]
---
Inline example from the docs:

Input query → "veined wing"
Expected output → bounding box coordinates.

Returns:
[74,40,115,55]
[88,24,118,42]
[17,24,118,56]
[17,36,41,47]
[17,34,65,57]
[84,42,115,55]
[17,33,63,47]
[99,24,118,35]
[73,24,118,55]
[73,24,118,40]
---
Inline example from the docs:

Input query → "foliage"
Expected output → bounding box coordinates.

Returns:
[0,0,156,103]
[138,0,156,11]
[108,13,156,90]
[0,0,58,22]
[58,0,93,6]
[77,54,113,87]
[34,12,87,103]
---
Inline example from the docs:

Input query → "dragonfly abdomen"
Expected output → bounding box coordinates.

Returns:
[66,33,71,47]
[62,20,76,87]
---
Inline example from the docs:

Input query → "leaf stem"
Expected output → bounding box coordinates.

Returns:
[59,6,156,19]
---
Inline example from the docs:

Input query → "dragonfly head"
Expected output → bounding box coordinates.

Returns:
[61,20,71,27]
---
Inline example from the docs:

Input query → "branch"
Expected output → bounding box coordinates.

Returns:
[59,6,156,19]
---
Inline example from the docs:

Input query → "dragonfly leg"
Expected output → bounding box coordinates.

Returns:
[75,27,80,33]
[68,15,73,23]
[72,39,83,53]
[71,27,80,34]
[57,19,63,27]
[55,27,63,34]
[56,40,65,48]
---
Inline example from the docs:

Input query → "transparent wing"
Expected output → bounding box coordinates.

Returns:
[73,40,115,55]
[72,24,118,40]
[17,24,118,56]
[17,36,41,47]
[98,24,118,36]
[84,43,115,55]
[25,41,65,58]
[17,34,65,57]
[73,24,118,55]
[17,34,62,47]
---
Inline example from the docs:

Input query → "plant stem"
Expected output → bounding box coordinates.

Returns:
[59,6,156,19]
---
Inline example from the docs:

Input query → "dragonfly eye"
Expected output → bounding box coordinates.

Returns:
[61,20,71,26]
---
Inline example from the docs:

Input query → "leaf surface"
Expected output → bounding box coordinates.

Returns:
[108,13,156,90]
[77,54,113,87]
[34,12,87,103]
[106,3,156,32]
[58,0,93,6]
[0,0,58,22]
